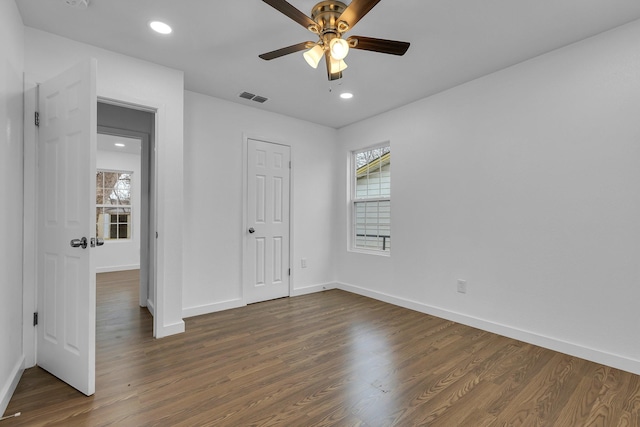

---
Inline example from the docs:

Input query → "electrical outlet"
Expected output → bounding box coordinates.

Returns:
[301,258,307,268]
[457,279,467,294]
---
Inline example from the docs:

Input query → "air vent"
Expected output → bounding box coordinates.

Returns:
[65,0,89,8]
[238,91,269,104]
[239,91,255,100]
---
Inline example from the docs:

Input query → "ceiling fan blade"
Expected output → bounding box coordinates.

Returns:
[262,0,317,31]
[338,0,382,30]
[259,42,314,60]
[346,36,410,56]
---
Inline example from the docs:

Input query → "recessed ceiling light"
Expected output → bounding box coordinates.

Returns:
[114,143,125,147]
[340,92,354,99]
[149,21,172,35]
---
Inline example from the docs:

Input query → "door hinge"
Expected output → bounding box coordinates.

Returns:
[34,111,40,127]
[33,312,38,326]
[289,161,291,169]
[156,231,158,238]
[288,268,291,276]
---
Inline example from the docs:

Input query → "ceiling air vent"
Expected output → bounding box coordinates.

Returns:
[238,92,269,104]
[65,0,89,8]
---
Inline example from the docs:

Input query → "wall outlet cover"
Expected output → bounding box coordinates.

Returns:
[457,279,467,294]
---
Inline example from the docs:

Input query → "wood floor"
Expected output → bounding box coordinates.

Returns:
[4,271,640,426]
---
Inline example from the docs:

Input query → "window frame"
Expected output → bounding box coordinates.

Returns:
[349,142,391,256]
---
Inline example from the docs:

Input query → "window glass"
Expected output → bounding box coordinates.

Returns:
[96,170,132,240]
[352,145,390,253]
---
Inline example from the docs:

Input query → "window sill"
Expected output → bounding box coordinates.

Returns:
[348,248,391,257]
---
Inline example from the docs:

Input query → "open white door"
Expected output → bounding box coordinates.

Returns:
[37,59,98,396]
[245,139,291,304]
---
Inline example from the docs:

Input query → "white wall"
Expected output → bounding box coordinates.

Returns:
[182,92,338,317]
[23,27,185,337]
[335,20,640,374]
[95,146,142,273]
[0,0,24,414]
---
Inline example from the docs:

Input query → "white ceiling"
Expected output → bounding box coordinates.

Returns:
[16,0,640,128]
[97,133,141,155]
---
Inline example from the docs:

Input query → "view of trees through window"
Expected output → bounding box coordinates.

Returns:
[96,170,132,240]
[353,145,391,252]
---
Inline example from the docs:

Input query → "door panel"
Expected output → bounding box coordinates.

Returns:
[245,139,290,304]
[37,59,97,396]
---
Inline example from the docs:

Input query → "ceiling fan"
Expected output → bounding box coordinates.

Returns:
[259,0,410,81]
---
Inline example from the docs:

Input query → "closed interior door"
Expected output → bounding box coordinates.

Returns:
[245,139,291,304]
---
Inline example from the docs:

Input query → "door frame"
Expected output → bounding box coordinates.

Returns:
[241,134,294,304]
[97,97,161,334]
[22,80,40,368]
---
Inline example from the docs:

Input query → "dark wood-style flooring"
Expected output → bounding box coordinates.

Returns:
[4,270,640,426]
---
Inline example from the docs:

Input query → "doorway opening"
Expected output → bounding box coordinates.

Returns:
[97,102,156,325]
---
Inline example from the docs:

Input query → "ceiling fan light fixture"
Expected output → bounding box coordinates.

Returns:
[329,38,349,60]
[303,44,324,69]
[329,58,348,74]
[259,0,411,81]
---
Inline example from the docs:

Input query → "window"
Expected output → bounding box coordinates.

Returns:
[352,144,390,253]
[96,170,132,240]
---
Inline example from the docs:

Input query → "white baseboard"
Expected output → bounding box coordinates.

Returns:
[96,264,140,273]
[181,282,338,319]
[291,282,337,297]
[155,320,185,339]
[183,298,245,319]
[336,282,640,376]
[0,356,24,416]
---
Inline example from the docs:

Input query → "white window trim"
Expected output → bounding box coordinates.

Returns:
[349,142,391,256]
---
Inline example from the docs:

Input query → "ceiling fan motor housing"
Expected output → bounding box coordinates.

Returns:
[310,1,348,36]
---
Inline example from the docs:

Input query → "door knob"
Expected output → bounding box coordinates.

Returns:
[90,237,105,247]
[70,237,88,249]
[248,227,255,234]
